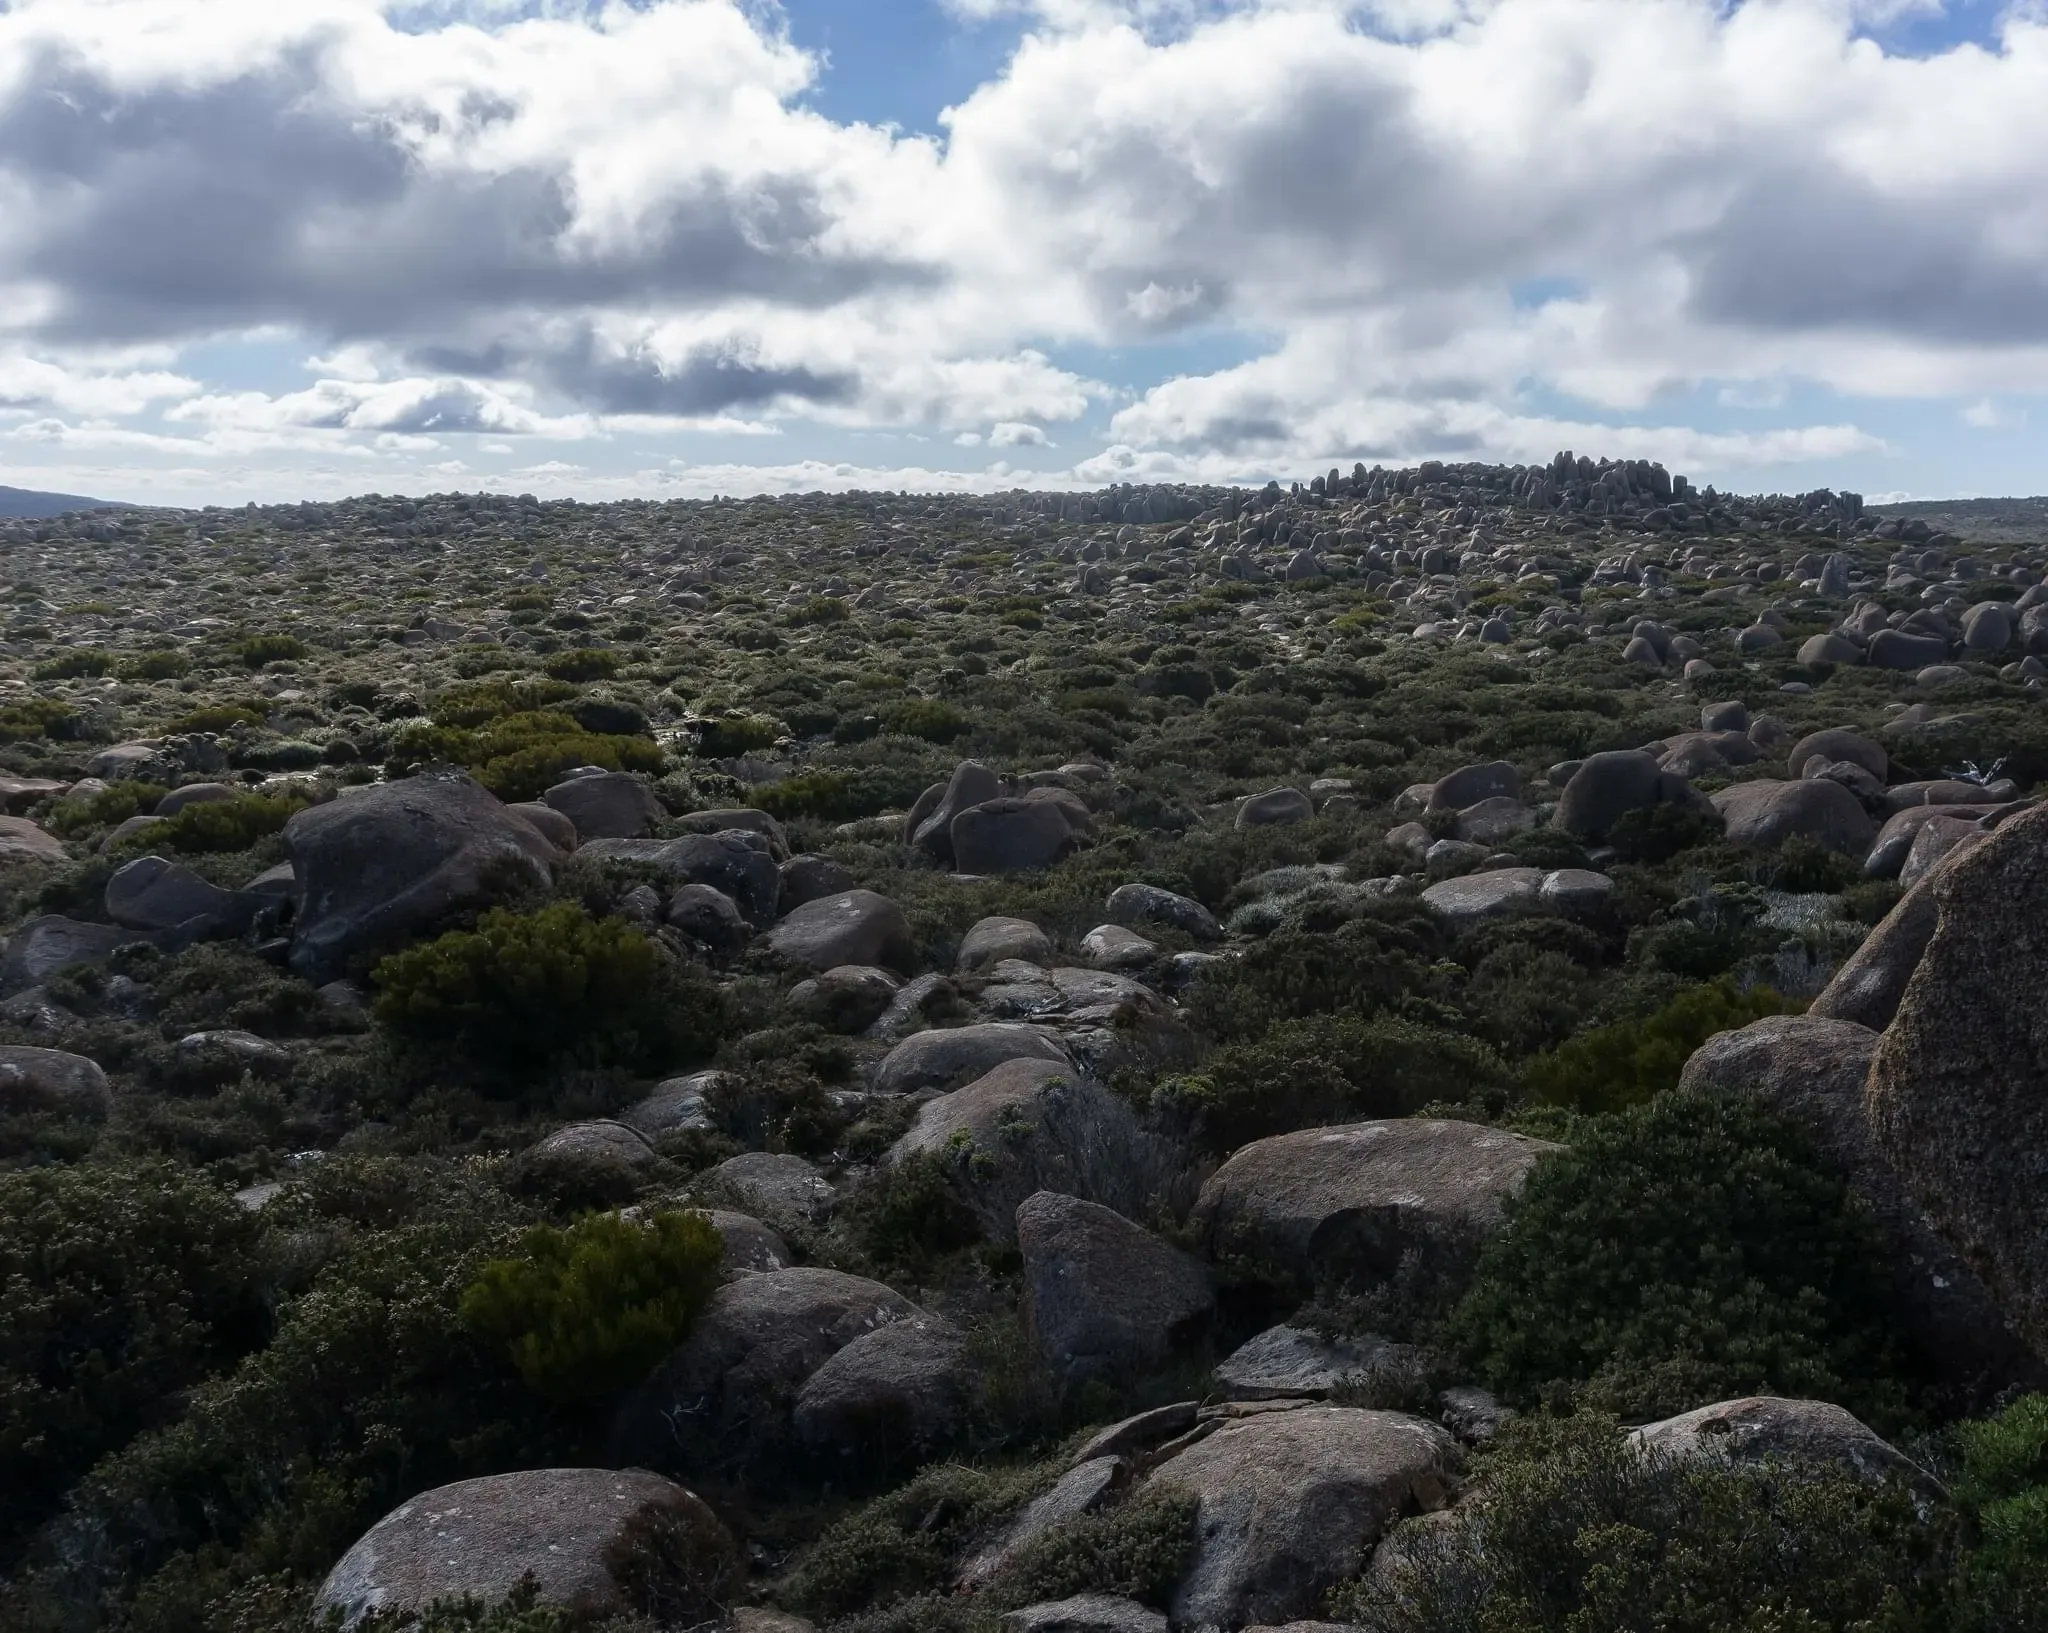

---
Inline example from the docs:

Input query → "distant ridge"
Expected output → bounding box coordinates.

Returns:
[0,483,134,520]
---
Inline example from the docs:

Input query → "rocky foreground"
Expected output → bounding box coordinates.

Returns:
[1,459,2046,1633]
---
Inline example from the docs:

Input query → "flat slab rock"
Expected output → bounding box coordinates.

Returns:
[1215,1323,1421,1401]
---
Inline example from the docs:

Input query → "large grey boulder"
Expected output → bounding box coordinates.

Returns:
[1420,867,1542,928]
[1711,779,1875,857]
[1555,751,1710,841]
[671,807,790,858]
[285,772,556,982]
[914,762,1002,864]
[766,890,913,973]
[313,1469,737,1630]
[787,965,902,1033]
[1105,883,1222,941]
[1869,629,1949,669]
[1679,1015,2040,1400]
[581,832,781,928]
[791,1313,973,1464]
[0,915,146,997]
[1017,1190,1213,1384]
[1868,802,2048,1360]
[0,816,66,866]
[701,1151,836,1230]
[541,771,665,840]
[1237,788,1314,829]
[1787,729,1886,782]
[0,1045,111,1118]
[104,855,246,935]
[890,1058,1172,1243]
[1144,1405,1459,1629]
[1962,601,2014,652]
[1215,1324,1417,1402]
[1629,1397,1934,1488]
[874,1022,1070,1097]
[1810,873,1940,1031]
[1426,761,1519,814]
[1193,1120,1561,1284]
[953,798,1078,873]
[779,853,857,911]
[959,916,1055,972]
[629,1267,921,1468]
[665,883,751,956]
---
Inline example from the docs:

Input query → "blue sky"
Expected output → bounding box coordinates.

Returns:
[2,0,2046,506]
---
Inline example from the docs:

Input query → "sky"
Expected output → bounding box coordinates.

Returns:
[1,0,2046,508]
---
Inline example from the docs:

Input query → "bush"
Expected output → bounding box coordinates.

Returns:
[1447,1094,1907,1423]
[237,634,306,668]
[388,710,665,803]
[45,780,169,838]
[13,1181,561,1631]
[1949,1394,2048,1632]
[0,1160,266,1564]
[169,703,267,734]
[1523,981,1798,1115]
[1191,899,1452,1042]
[1159,1013,1507,1154]
[879,698,971,744]
[32,649,114,680]
[120,649,192,682]
[371,901,727,1073]
[695,712,784,757]
[1607,801,1726,864]
[789,595,851,626]
[458,1210,724,1403]
[139,792,310,855]
[542,648,622,683]
[1333,1410,1947,1632]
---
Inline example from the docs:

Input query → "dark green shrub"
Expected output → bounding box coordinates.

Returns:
[32,649,114,680]
[1949,1394,2048,1632]
[777,1462,1056,1621]
[542,648,621,683]
[237,634,306,668]
[1523,981,1797,1114]
[755,771,857,820]
[169,703,267,734]
[428,677,580,729]
[695,712,783,757]
[1192,900,1452,1041]
[880,698,971,744]
[850,1151,985,1273]
[120,649,192,682]
[989,1486,1197,1610]
[371,902,726,1072]
[1447,1094,1906,1423]
[45,780,169,838]
[139,792,310,854]
[1607,801,1726,864]
[0,1160,266,1562]
[1159,1013,1506,1154]
[389,710,665,802]
[21,1187,559,1631]
[789,595,851,626]
[1333,1410,1946,1632]
[0,696,82,742]
[458,1210,723,1403]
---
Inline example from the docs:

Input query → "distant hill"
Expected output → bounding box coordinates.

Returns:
[0,483,133,520]
[1869,496,2048,546]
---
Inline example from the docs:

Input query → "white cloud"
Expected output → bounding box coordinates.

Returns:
[2,0,2047,495]
[1962,396,2028,429]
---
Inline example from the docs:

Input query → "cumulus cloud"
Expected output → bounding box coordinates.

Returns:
[3,0,2048,493]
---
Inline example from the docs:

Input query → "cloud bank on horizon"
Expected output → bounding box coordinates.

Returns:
[0,0,2044,505]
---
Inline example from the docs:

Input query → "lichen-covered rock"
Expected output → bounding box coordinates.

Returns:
[314,1469,737,1630]
[1868,801,2048,1361]
[1143,1405,1460,1629]
[1017,1190,1213,1383]
[767,889,914,973]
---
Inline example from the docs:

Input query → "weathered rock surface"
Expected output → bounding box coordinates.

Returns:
[285,772,556,982]
[1017,1190,1213,1383]
[1144,1405,1460,1629]
[767,889,914,973]
[1194,1120,1561,1283]
[314,1469,737,1629]
[0,1044,111,1118]
[874,1022,1071,1098]
[1867,802,2048,1361]
[890,1058,1172,1241]
[1629,1397,1934,1488]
